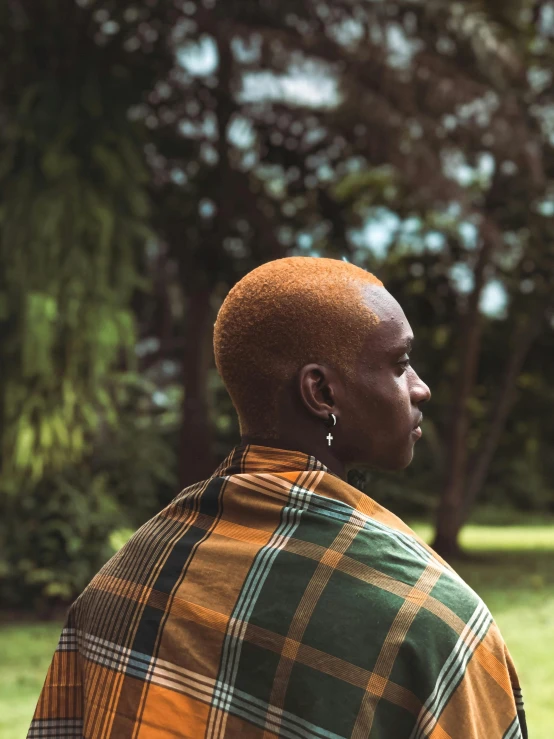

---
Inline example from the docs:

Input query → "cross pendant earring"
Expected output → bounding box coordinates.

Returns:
[326,413,337,446]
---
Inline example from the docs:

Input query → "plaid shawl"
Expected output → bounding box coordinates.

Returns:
[29,444,527,739]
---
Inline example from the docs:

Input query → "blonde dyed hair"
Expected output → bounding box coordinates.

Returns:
[213,257,383,438]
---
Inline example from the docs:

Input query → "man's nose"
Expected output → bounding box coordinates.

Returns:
[413,374,431,405]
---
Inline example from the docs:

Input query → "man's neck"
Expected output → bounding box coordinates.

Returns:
[240,435,347,481]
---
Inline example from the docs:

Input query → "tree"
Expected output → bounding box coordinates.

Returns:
[3,0,554,571]
[0,0,181,608]
[141,0,554,520]
[0,0,175,484]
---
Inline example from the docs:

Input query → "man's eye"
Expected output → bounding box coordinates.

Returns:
[398,357,411,372]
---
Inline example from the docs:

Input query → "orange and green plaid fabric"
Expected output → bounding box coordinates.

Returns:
[29,444,527,738]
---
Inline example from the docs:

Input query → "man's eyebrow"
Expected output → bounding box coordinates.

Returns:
[400,336,414,353]
[388,336,414,356]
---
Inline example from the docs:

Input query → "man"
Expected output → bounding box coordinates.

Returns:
[29,257,526,738]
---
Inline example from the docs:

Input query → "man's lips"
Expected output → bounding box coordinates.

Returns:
[412,414,423,438]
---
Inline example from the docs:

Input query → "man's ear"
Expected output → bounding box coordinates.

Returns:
[298,364,336,422]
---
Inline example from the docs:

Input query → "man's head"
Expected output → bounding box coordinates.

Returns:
[213,257,430,472]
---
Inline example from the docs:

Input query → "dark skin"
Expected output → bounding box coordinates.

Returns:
[241,285,431,481]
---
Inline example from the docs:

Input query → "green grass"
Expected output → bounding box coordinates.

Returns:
[0,621,62,739]
[1,524,553,738]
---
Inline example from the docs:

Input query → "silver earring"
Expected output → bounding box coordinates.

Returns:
[326,413,337,447]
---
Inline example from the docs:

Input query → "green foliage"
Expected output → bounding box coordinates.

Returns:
[90,375,179,526]
[0,381,178,610]
[332,167,398,205]
[0,471,120,609]
[0,2,154,484]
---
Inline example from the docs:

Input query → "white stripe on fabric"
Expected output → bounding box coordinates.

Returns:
[79,631,133,674]
[68,627,342,739]
[503,716,524,739]
[419,604,491,735]
[27,719,84,738]
[410,601,492,739]
[212,475,316,738]
[207,468,323,739]
[411,602,490,739]
[307,493,433,569]
[226,686,344,739]
[57,627,78,651]
[234,474,436,576]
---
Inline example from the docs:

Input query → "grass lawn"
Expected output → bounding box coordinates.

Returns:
[1,524,553,738]
[0,621,63,739]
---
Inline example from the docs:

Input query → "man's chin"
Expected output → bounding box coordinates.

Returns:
[397,445,415,470]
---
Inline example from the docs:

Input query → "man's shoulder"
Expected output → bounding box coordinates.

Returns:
[293,482,486,633]
[73,481,214,614]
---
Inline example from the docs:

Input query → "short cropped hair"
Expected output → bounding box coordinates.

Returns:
[213,257,383,437]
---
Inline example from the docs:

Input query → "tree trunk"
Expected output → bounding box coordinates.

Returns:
[178,29,234,488]
[460,303,545,522]
[432,229,496,558]
[178,288,216,488]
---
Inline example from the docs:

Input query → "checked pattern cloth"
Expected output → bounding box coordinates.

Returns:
[29,444,527,738]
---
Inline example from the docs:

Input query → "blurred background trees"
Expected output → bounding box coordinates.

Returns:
[1,0,554,608]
